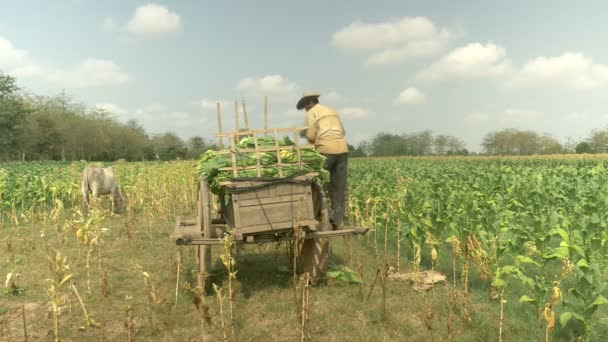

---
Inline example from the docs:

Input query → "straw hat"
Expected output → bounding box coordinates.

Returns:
[296,91,321,110]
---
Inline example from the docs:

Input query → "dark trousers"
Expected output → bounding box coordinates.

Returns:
[323,153,348,227]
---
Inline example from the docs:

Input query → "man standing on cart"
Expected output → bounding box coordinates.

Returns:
[297,91,348,230]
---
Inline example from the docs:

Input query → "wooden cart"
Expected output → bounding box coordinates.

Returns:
[172,99,369,287]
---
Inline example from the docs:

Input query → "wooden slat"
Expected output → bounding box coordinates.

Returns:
[229,133,237,177]
[273,128,283,177]
[253,131,261,177]
[219,172,318,186]
[234,100,239,134]
[213,127,308,138]
[293,127,303,170]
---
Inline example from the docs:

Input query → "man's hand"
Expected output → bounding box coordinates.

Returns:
[299,129,307,138]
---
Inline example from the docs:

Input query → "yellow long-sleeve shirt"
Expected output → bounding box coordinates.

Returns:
[305,104,348,154]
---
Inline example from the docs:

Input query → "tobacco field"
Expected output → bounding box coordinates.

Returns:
[1,156,608,341]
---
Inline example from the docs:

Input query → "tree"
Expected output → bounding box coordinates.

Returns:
[482,129,562,155]
[434,134,449,155]
[0,72,27,160]
[588,129,608,153]
[575,142,594,154]
[152,133,187,160]
[187,136,213,159]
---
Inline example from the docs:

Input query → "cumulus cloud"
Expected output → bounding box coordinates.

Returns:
[417,42,512,82]
[339,107,369,119]
[395,87,426,105]
[96,103,128,116]
[124,4,181,35]
[236,75,299,99]
[331,16,456,65]
[48,59,130,88]
[510,52,608,90]
[0,36,130,88]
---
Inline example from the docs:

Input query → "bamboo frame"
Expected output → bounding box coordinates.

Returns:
[213,97,314,179]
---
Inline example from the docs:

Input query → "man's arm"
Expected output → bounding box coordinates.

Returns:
[305,112,317,144]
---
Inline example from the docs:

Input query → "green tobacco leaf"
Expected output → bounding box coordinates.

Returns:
[599,318,608,325]
[519,295,537,304]
[515,255,540,267]
[560,312,572,327]
[552,228,570,243]
[589,295,608,308]
[576,258,590,271]
[543,246,569,260]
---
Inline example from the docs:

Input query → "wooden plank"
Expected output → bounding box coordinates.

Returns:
[234,219,319,234]
[233,201,315,229]
[237,194,312,208]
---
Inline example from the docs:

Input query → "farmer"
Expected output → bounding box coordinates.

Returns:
[297,91,348,230]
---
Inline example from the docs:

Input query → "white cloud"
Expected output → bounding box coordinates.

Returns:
[339,107,369,119]
[502,108,543,124]
[124,4,181,36]
[102,17,117,33]
[236,75,298,99]
[510,52,608,90]
[331,16,456,65]
[417,42,512,82]
[48,59,130,88]
[0,37,28,69]
[366,39,447,66]
[96,103,128,116]
[465,112,489,122]
[395,87,426,105]
[0,36,130,88]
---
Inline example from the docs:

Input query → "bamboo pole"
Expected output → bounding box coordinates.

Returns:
[242,99,249,130]
[234,100,239,145]
[216,102,223,149]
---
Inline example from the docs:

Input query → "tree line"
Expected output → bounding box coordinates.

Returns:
[0,72,216,161]
[2,71,608,161]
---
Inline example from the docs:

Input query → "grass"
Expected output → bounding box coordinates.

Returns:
[1,209,607,341]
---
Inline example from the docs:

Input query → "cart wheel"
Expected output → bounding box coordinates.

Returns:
[196,178,212,289]
[298,182,330,285]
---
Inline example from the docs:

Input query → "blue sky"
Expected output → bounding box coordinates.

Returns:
[2,1,608,151]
